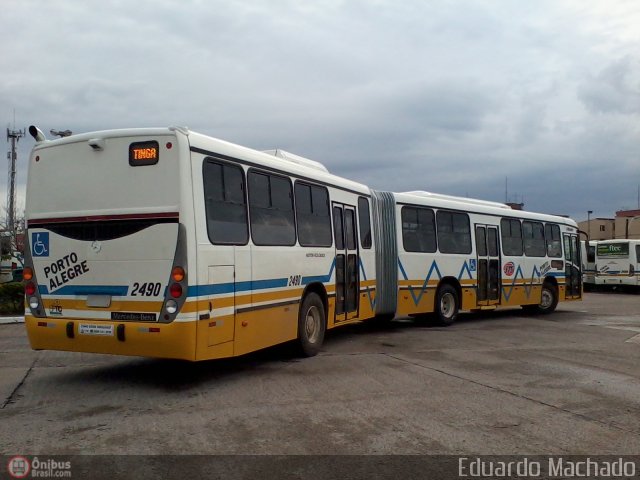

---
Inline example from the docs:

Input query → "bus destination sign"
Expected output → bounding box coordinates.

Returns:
[597,243,629,258]
[129,140,159,166]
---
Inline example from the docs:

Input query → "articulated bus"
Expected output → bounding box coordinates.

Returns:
[23,126,582,361]
[594,239,640,290]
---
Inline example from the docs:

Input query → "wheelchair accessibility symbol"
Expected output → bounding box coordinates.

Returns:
[32,232,49,257]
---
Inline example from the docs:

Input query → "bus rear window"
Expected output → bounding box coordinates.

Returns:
[31,218,178,241]
[129,141,159,166]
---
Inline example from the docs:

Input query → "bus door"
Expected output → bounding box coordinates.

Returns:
[333,204,359,322]
[563,233,582,298]
[475,224,501,306]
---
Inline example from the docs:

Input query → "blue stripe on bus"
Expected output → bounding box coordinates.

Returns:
[40,278,293,298]
[35,260,567,301]
[546,272,566,278]
[398,258,444,306]
[42,285,130,296]
[38,272,330,298]
[302,259,336,285]
[190,260,338,297]
[359,258,376,310]
[187,278,289,297]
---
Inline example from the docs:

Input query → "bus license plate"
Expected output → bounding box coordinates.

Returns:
[79,324,114,336]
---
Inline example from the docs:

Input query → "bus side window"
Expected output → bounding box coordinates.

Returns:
[333,207,344,250]
[203,159,248,245]
[345,209,357,250]
[523,221,546,257]
[294,182,332,247]
[401,206,436,253]
[563,236,572,261]
[545,224,562,258]
[357,197,372,249]
[501,218,523,256]
[248,171,296,246]
[437,211,470,254]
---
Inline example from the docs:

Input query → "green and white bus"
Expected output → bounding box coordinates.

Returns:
[595,240,640,289]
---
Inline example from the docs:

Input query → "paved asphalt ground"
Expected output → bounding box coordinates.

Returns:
[1,292,639,456]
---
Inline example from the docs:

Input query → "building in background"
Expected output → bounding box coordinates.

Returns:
[577,209,640,240]
[615,209,640,239]
[576,217,615,240]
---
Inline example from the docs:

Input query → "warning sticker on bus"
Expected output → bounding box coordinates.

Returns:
[79,324,114,336]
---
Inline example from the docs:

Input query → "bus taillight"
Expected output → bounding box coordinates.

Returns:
[165,269,185,315]
[25,281,40,309]
[161,225,188,321]
[171,266,185,282]
[23,267,33,281]
[169,283,182,298]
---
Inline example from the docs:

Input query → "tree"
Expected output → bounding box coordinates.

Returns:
[0,205,25,267]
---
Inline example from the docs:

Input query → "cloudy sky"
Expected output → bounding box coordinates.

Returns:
[2,0,639,221]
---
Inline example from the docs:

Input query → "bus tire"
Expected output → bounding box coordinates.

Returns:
[435,284,459,326]
[527,282,558,314]
[297,292,326,357]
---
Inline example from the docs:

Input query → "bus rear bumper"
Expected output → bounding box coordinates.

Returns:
[25,315,197,361]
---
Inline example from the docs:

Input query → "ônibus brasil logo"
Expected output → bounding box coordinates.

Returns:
[503,262,515,276]
[7,456,30,478]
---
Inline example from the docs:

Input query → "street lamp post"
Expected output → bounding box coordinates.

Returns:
[587,210,593,239]
[625,215,640,239]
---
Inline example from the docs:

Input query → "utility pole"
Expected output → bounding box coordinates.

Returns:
[505,177,508,203]
[6,126,25,238]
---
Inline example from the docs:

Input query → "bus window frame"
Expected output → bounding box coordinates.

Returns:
[247,168,297,247]
[202,158,250,246]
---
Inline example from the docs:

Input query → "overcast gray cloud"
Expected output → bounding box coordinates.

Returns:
[2,0,639,221]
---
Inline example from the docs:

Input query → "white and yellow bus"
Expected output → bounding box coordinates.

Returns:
[23,126,582,361]
[377,191,581,324]
[594,240,640,289]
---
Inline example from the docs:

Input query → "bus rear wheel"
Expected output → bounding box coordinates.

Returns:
[297,292,326,357]
[435,284,459,326]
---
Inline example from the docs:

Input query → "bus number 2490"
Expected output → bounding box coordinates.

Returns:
[288,275,302,287]
[131,282,162,296]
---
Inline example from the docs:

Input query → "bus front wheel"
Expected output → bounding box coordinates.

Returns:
[435,284,459,326]
[537,282,558,314]
[297,292,326,357]
[524,282,558,314]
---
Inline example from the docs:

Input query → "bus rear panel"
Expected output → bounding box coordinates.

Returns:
[24,128,197,360]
